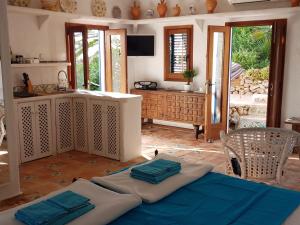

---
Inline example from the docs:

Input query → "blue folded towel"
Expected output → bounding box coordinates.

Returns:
[130,159,181,184]
[15,191,95,225]
[47,191,90,211]
[52,203,95,225]
[131,168,180,184]
[15,201,68,225]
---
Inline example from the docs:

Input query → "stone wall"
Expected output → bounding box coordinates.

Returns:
[230,75,269,95]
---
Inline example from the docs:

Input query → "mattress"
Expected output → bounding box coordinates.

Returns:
[109,172,300,225]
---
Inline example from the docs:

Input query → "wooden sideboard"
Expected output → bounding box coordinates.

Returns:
[131,89,206,138]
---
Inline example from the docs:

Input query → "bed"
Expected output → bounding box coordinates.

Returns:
[1,155,300,225]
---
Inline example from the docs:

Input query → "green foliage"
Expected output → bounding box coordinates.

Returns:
[183,69,198,84]
[232,26,272,70]
[245,67,269,81]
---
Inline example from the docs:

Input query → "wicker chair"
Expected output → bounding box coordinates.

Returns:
[220,128,299,184]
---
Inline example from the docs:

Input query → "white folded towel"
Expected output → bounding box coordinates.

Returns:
[92,153,214,203]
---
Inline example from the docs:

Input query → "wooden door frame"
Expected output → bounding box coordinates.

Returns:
[225,19,287,127]
[205,26,231,141]
[105,29,128,93]
[65,23,108,89]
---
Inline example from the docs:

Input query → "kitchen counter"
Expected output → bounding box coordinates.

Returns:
[14,89,142,163]
[13,89,142,103]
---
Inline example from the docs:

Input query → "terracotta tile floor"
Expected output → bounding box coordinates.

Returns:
[0,124,300,211]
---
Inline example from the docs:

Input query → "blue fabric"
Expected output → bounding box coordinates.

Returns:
[15,191,95,225]
[130,159,181,184]
[109,172,300,225]
[15,201,68,225]
[47,191,90,211]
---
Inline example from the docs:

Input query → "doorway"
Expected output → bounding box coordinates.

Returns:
[205,20,287,141]
[66,24,128,93]
[229,25,272,130]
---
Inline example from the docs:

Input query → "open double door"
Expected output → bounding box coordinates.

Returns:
[66,24,127,93]
[205,20,287,142]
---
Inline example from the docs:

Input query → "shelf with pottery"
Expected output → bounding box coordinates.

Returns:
[11,62,71,68]
[7,5,132,29]
[7,4,300,31]
[131,7,300,25]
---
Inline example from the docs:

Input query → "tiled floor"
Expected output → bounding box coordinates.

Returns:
[0,124,299,211]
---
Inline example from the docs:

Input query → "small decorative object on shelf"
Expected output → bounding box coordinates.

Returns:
[206,0,217,14]
[189,5,197,15]
[183,69,198,92]
[40,0,60,11]
[91,0,106,17]
[60,0,77,13]
[131,1,141,20]
[172,4,181,17]
[157,0,168,18]
[112,6,121,18]
[8,0,31,7]
[291,0,300,7]
[146,9,154,18]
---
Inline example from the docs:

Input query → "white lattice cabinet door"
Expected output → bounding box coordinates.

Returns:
[105,101,120,160]
[73,98,88,152]
[35,101,53,158]
[18,102,36,162]
[55,98,74,153]
[89,100,106,156]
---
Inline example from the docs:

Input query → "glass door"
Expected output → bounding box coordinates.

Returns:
[87,29,105,91]
[205,26,231,142]
[105,29,127,93]
[66,24,106,91]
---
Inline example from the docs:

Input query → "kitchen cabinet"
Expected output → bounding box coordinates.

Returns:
[55,97,74,153]
[89,100,120,160]
[14,91,142,163]
[73,97,88,152]
[17,100,53,162]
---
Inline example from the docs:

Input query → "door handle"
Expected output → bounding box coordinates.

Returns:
[205,80,215,94]
[269,83,273,97]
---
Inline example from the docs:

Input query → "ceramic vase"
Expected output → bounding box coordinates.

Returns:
[206,0,217,14]
[291,0,300,7]
[173,4,181,17]
[131,1,141,20]
[157,0,168,18]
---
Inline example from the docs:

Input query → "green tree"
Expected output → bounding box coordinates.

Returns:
[232,26,272,70]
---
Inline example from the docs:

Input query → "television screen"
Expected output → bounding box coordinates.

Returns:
[127,35,155,56]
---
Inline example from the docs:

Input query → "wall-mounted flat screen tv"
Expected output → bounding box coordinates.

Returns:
[127,35,155,56]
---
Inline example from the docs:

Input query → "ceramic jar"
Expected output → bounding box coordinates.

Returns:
[206,0,217,14]
[157,0,168,18]
[173,4,181,17]
[291,0,300,7]
[131,1,141,20]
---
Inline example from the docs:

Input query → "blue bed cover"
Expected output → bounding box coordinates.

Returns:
[109,172,300,225]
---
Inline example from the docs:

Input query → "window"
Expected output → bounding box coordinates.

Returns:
[164,25,193,81]
[66,23,107,91]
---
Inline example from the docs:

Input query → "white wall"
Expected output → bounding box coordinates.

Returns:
[282,14,300,124]
[128,13,300,126]
[8,0,300,126]
[8,13,68,85]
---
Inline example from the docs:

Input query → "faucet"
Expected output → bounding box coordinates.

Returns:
[57,70,68,92]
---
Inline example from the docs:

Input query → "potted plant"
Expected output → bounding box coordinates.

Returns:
[183,69,198,92]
